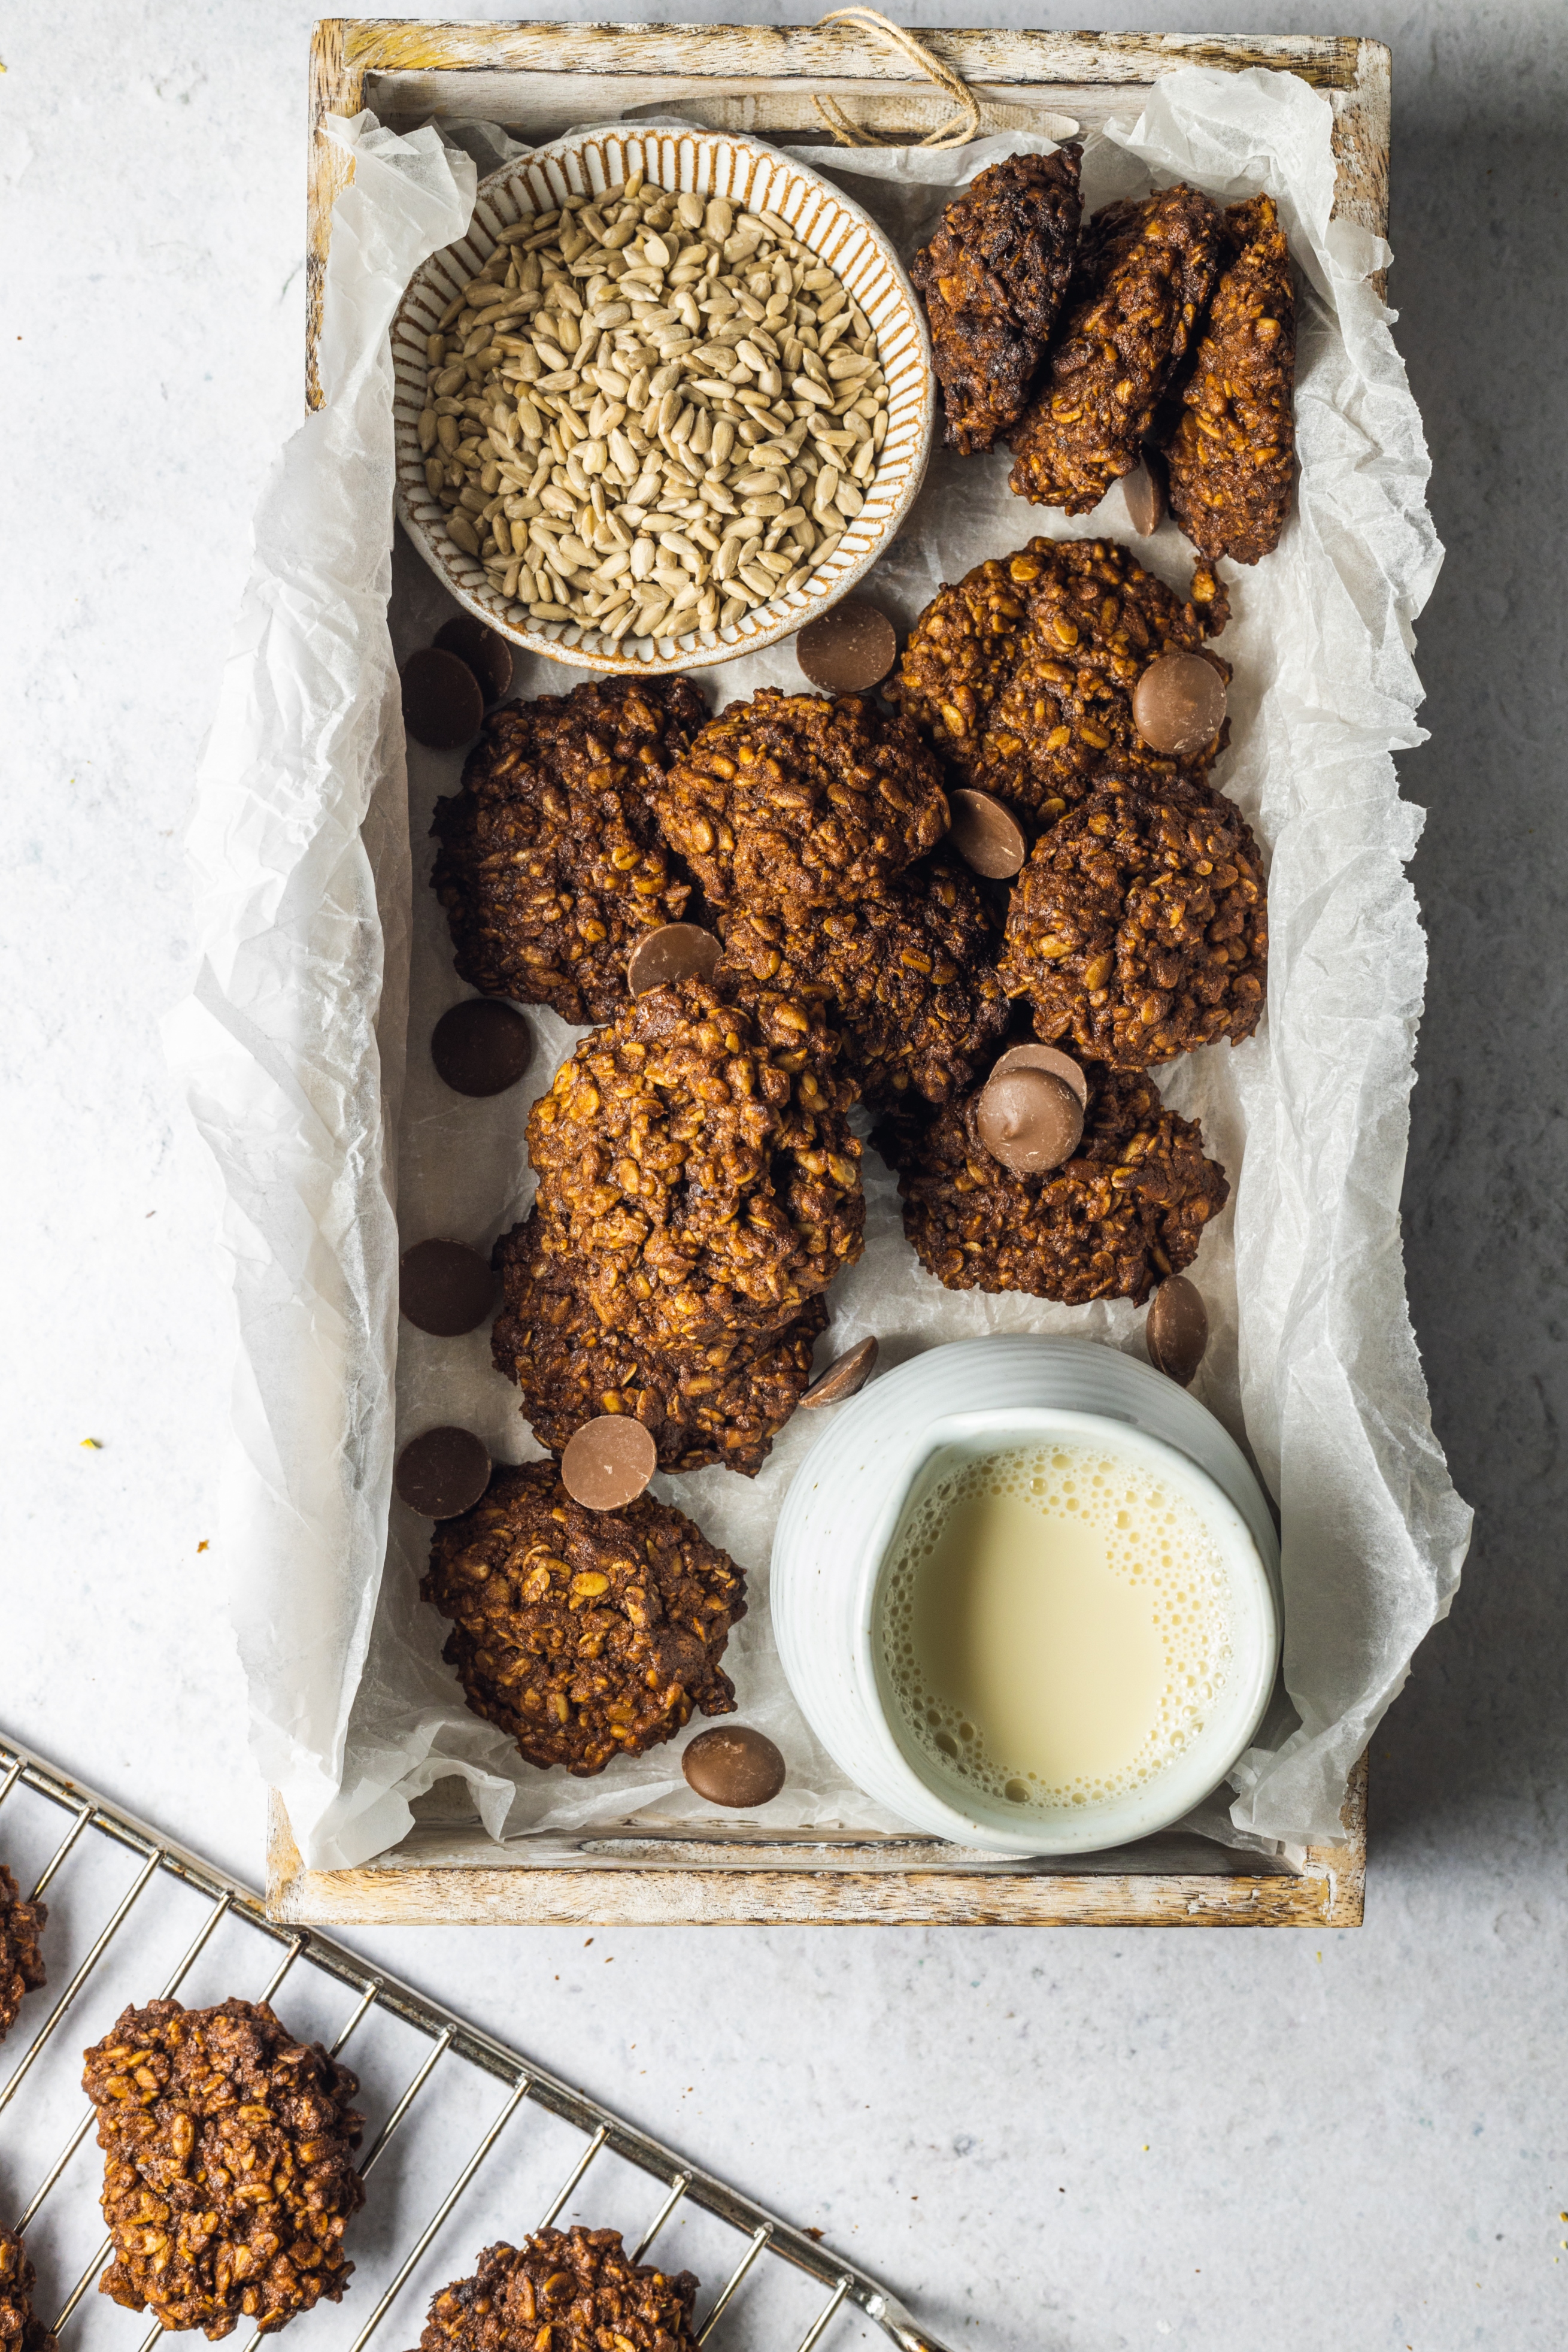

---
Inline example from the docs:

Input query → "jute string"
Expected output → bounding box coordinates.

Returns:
[812,7,985,150]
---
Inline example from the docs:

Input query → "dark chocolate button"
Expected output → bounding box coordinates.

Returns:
[989,1042,1089,1110]
[430,999,533,1096]
[561,1415,658,1511]
[1146,1275,1209,1386]
[682,1725,787,1809]
[795,598,898,694]
[399,1240,498,1337]
[1121,459,1164,538]
[435,615,514,702]
[395,1425,492,1519]
[973,1066,1084,1176]
[627,923,723,997]
[800,1335,879,1408]
[401,647,486,750]
[947,787,1026,880]
[1132,651,1227,757]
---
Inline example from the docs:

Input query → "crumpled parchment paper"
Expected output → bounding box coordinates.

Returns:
[166,71,1471,1872]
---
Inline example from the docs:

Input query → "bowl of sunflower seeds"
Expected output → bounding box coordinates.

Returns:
[390,124,935,672]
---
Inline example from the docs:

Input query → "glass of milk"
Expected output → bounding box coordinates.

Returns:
[771,1338,1280,1856]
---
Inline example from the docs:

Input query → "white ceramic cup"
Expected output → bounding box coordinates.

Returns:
[771,1335,1281,1856]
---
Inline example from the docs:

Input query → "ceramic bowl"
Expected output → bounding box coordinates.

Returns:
[390,125,934,675]
[770,1336,1282,1857]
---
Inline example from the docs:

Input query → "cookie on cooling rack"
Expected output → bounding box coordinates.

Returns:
[492,1211,826,1478]
[524,971,863,1353]
[417,2229,700,2352]
[891,537,1230,833]
[82,1997,365,2341]
[422,1460,747,1775]
[999,784,1267,1069]
[650,688,950,908]
[431,675,707,1026]
[0,1862,46,2044]
[1,2224,56,2352]
[889,1063,1229,1307]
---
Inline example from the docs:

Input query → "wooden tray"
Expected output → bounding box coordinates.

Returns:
[278,18,1386,1929]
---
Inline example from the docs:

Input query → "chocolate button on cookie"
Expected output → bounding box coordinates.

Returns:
[627,922,722,997]
[1132,651,1227,756]
[948,787,1026,879]
[560,1416,659,1512]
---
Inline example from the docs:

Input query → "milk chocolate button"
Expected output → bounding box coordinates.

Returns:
[401,647,486,750]
[1121,459,1164,538]
[1132,651,1227,757]
[399,1240,498,1337]
[435,615,514,702]
[948,787,1026,880]
[973,1066,1084,1175]
[627,923,723,997]
[795,598,898,693]
[1146,1275,1209,1386]
[430,999,532,1096]
[989,1042,1089,1110]
[561,1415,658,1511]
[800,1335,878,1408]
[682,1725,787,1809]
[395,1426,492,1518]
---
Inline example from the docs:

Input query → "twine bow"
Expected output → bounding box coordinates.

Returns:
[813,7,985,150]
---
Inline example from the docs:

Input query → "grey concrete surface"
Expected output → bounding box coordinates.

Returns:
[2,7,1564,2348]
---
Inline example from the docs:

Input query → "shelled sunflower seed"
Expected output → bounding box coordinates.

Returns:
[415,169,893,650]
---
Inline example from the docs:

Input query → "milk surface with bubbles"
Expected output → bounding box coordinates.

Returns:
[875,1441,1237,1817]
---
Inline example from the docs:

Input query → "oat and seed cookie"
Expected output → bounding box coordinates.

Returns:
[893,1065,1228,1305]
[651,689,949,910]
[0,1863,46,2044]
[715,851,1008,1110]
[1008,186,1224,514]
[423,1461,745,1774]
[1,2226,55,2352]
[492,1212,826,1476]
[416,2229,699,2352]
[431,675,706,1026]
[525,974,863,1351]
[999,784,1267,1069]
[892,538,1230,830]
[82,1998,365,2341]
[912,149,1083,454]
[1162,193,1297,564]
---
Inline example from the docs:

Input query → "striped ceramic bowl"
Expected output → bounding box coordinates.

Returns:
[390,124,934,674]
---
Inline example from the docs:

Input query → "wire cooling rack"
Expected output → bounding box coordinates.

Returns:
[0,1731,952,2352]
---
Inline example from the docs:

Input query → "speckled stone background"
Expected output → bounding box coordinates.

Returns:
[2,7,1563,2349]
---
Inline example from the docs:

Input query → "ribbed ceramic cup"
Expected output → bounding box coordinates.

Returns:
[771,1336,1281,1856]
[390,125,934,674]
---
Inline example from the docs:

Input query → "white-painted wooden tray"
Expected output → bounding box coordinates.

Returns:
[282,19,1387,1930]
